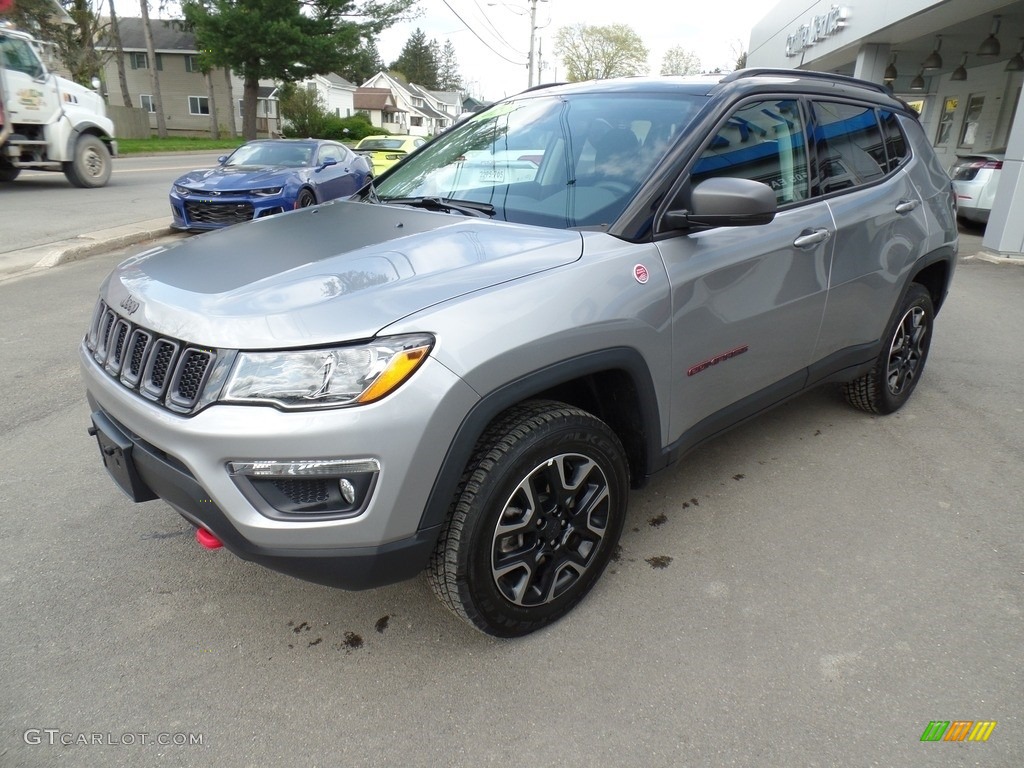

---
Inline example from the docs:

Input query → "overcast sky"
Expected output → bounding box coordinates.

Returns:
[377,0,778,100]
[128,0,776,101]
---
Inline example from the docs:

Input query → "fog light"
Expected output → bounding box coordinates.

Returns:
[229,458,379,519]
[339,478,356,504]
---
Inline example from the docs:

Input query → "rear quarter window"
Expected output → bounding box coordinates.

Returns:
[879,110,911,172]
[811,101,887,194]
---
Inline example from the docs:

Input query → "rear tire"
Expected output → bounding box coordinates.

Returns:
[844,283,934,414]
[0,163,19,182]
[63,134,112,188]
[429,400,629,637]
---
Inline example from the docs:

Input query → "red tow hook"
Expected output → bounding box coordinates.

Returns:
[195,527,223,550]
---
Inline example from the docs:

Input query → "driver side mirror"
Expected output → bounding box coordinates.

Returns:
[317,158,338,171]
[662,177,777,230]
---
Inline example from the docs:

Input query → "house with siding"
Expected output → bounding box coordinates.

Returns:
[360,72,454,137]
[299,73,357,119]
[96,18,280,137]
[353,87,406,131]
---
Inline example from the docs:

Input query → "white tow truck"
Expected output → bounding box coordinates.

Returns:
[0,21,116,187]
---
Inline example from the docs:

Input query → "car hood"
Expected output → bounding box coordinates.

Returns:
[175,165,296,190]
[103,200,583,349]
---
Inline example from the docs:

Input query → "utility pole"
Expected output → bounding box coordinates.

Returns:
[527,0,539,88]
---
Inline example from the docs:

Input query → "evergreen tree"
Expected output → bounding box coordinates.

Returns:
[344,38,386,85]
[389,28,439,88]
[437,39,462,92]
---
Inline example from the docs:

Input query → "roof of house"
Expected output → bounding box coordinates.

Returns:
[354,88,405,113]
[99,17,198,52]
[427,89,461,107]
[324,73,356,88]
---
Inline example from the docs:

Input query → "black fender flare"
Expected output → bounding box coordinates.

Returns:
[417,346,663,532]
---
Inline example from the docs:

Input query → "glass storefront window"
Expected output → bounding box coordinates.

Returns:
[958,94,985,148]
[935,97,958,145]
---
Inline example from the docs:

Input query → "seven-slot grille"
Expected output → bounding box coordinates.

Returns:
[87,299,216,412]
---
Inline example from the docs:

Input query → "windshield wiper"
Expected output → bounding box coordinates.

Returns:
[362,179,381,204]
[380,196,496,218]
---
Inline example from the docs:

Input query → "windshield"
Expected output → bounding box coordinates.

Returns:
[358,138,408,150]
[374,90,707,229]
[226,142,314,168]
[0,33,45,79]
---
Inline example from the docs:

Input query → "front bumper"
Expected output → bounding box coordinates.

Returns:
[89,406,439,589]
[80,340,480,589]
[169,190,293,231]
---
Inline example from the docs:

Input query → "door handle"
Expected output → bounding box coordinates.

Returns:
[895,199,920,214]
[793,228,831,248]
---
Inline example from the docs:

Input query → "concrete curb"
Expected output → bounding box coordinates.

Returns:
[963,249,1024,266]
[0,218,178,281]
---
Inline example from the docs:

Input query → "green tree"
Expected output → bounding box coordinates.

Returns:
[183,0,416,139]
[4,0,66,48]
[344,38,385,86]
[554,23,649,82]
[390,28,439,88]
[7,0,107,87]
[660,45,701,76]
[437,39,462,91]
[277,82,331,138]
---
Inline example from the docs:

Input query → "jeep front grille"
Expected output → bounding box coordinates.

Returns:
[85,300,217,413]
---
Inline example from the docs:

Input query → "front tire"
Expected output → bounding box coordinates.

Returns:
[0,163,19,183]
[844,283,934,414]
[296,188,317,208]
[429,400,629,637]
[63,134,112,188]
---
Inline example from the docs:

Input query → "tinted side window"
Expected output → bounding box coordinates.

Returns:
[691,99,809,205]
[878,110,910,172]
[812,102,887,194]
[318,145,343,164]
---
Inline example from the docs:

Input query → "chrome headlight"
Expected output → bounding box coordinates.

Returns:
[222,334,434,410]
[252,187,284,197]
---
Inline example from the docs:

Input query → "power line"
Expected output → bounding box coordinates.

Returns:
[472,0,527,57]
[440,0,528,65]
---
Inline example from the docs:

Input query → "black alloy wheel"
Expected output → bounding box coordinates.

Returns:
[429,400,629,637]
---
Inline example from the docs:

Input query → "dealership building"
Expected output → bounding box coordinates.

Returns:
[748,0,1024,259]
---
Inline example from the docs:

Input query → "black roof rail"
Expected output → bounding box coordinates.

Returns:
[720,68,891,96]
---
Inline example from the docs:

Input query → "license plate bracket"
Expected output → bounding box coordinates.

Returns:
[89,413,158,502]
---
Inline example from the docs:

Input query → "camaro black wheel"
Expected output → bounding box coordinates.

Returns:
[296,189,317,208]
[63,134,111,188]
[844,283,934,414]
[429,400,629,637]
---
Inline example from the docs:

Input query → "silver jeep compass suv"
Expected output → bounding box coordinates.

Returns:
[82,70,958,637]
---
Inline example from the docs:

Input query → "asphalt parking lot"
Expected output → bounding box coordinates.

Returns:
[0,227,1021,767]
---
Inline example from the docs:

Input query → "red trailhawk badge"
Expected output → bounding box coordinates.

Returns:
[634,264,649,284]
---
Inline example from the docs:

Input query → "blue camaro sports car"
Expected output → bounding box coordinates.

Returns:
[169,138,373,231]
